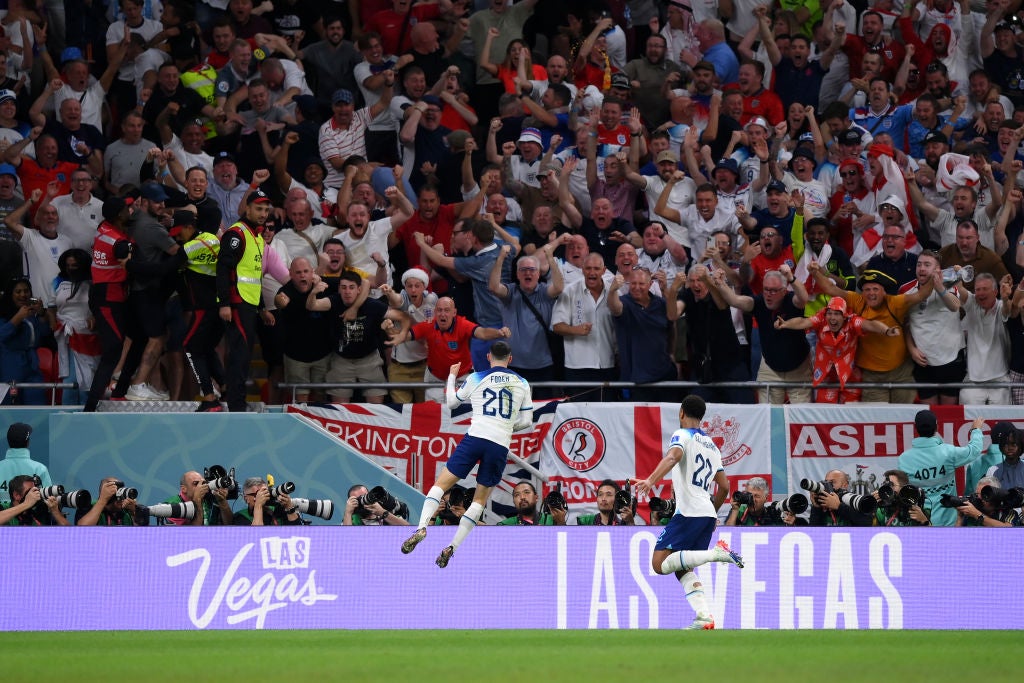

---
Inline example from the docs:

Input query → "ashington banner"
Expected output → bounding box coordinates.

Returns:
[784,405,1024,496]
[540,403,771,518]
[4,528,1022,631]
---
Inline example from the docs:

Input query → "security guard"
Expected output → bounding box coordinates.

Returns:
[216,190,271,412]
[83,196,135,413]
[173,209,224,411]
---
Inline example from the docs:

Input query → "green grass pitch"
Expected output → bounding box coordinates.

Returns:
[0,630,1015,682]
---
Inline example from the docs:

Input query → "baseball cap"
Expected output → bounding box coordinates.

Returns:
[214,151,237,166]
[923,130,949,145]
[0,162,17,178]
[655,150,678,164]
[994,20,1016,32]
[140,182,168,202]
[331,88,354,105]
[7,422,31,448]
[878,194,906,215]
[518,127,543,146]
[291,94,318,118]
[250,189,272,204]
[838,129,862,146]
[766,179,787,194]
[857,269,898,294]
[825,296,848,314]
[0,90,16,104]
[791,147,816,164]
[60,47,83,64]
[537,161,561,177]
[714,158,739,175]
[914,409,938,433]
[102,196,134,222]
[838,158,863,173]
[169,210,197,238]
[744,116,769,132]
[990,421,1016,448]
[420,95,442,107]
[610,73,631,90]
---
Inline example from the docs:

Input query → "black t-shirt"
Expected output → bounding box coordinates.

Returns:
[580,217,636,271]
[277,280,333,362]
[751,293,809,372]
[682,288,741,367]
[43,120,106,165]
[984,48,1024,108]
[326,295,388,358]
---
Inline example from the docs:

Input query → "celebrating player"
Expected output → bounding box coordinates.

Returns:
[401,341,534,568]
[634,394,745,630]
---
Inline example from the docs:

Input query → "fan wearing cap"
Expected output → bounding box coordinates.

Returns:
[809,260,933,403]
[216,187,272,412]
[169,209,225,412]
[487,126,544,190]
[0,423,51,507]
[319,77,394,189]
[898,411,986,527]
[378,268,438,404]
[852,194,920,275]
[776,146,830,218]
[776,294,899,403]
[207,151,249,226]
[980,12,1024,109]
[747,178,799,247]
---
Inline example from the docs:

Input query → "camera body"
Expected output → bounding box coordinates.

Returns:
[357,485,409,519]
[542,484,567,513]
[204,465,239,500]
[613,486,635,516]
[733,490,755,506]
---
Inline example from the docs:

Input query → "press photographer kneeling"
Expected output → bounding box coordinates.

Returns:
[726,477,808,526]
[874,470,930,526]
[234,477,303,526]
[948,476,1021,527]
[805,470,875,527]
[343,484,410,525]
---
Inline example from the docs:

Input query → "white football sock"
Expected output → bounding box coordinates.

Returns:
[680,571,711,619]
[450,501,484,549]
[417,486,445,529]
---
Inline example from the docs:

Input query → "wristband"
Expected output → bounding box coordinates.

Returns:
[381,511,390,522]
[286,506,298,514]
[936,287,946,295]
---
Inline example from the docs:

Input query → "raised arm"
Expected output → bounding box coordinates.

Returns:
[558,156,583,228]
[653,171,686,224]
[488,243,512,299]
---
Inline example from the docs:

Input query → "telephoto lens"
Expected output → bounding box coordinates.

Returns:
[145,501,197,519]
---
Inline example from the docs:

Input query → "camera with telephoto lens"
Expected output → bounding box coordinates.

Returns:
[358,485,409,519]
[31,476,91,509]
[838,491,877,514]
[939,493,974,508]
[115,486,138,501]
[733,490,755,506]
[268,481,296,499]
[291,497,334,520]
[800,478,833,495]
[876,482,897,506]
[144,501,197,519]
[648,496,676,514]
[204,465,238,500]
[764,493,809,516]
[614,483,636,516]
[543,483,567,513]
[980,485,1024,510]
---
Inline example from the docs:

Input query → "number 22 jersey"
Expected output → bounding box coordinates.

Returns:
[668,427,723,519]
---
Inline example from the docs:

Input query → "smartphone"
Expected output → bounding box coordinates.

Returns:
[28,297,40,306]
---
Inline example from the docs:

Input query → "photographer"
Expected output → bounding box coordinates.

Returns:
[342,484,410,526]
[76,477,148,526]
[954,477,1020,527]
[164,471,234,526]
[431,487,470,526]
[873,470,930,527]
[499,482,567,526]
[234,477,302,526]
[807,470,874,527]
[0,475,69,526]
[725,478,776,526]
[577,479,636,526]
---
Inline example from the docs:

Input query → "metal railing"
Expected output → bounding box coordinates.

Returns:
[3,381,79,406]
[277,380,1022,405]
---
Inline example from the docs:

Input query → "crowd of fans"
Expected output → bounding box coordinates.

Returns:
[0,0,1022,408]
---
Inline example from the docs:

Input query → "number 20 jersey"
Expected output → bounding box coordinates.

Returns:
[668,427,723,519]
[453,368,533,448]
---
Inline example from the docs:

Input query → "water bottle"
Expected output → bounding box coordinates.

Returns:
[940,265,974,286]
[623,5,632,28]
